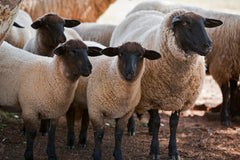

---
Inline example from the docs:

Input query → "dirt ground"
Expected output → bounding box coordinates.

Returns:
[0,76,240,160]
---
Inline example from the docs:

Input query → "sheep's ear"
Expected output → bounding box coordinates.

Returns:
[144,49,161,60]
[64,19,81,28]
[204,18,223,28]
[54,45,65,56]
[171,17,181,29]
[31,19,42,29]
[13,22,24,28]
[87,47,102,57]
[101,47,119,57]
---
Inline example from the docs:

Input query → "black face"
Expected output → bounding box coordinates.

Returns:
[44,22,66,47]
[31,14,81,48]
[117,49,144,81]
[101,42,161,82]
[172,12,222,56]
[54,40,102,81]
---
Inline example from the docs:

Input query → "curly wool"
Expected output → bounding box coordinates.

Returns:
[110,10,206,111]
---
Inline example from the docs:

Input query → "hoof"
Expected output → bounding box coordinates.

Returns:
[128,131,135,136]
[170,155,181,160]
[79,143,86,148]
[48,154,57,160]
[221,119,231,126]
[150,154,160,160]
[113,149,123,160]
[39,131,48,136]
[67,145,74,150]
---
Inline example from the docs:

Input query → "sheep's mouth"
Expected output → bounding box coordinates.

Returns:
[80,72,91,77]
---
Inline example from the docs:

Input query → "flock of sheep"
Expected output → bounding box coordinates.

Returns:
[0,0,239,160]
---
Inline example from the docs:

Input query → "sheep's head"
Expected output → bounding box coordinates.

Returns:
[54,39,102,81]
[31,13,80,48]
[171,12,222,56]
[101,42,161,82]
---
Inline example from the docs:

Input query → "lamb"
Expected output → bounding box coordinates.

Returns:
[0,39,102,160]
[23,13,81,57]
[5,9,35,49]
[127,0,240,126]
[73,22,116,46]
[110,9,222,159]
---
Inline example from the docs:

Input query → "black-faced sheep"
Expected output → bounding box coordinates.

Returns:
[88,42,161,160]
[0,39,102,160]
[73,22,116,46]
[23,13,81,57]
[127,0,240,126]
[110,9,222,159]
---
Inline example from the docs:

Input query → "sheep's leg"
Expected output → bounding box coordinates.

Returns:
[168,110,180,160]
[39,119,50,136]
[78,109,89,148]
[148,109,158,135]
[149,109,160,160]
[220,81,231,126]
[230,79,238,119]
[127,114,136,136]
[114,111,133,160]
[92,116,104,160]
[24,118,37,160]
[47,118,58,160]
[66,104,75,149]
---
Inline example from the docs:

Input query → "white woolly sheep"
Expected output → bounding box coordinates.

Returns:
[5,9,35,49]
[73,22,116,46]
[0,39,102,160]
[110,9,222,159]
[127,0,240,126]
[23,13,81,57]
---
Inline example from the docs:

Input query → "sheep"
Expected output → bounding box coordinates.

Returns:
[127,0,240,126]
[20,0,116,22]
[23,13,81,57]
[110,9,222,159]
[0,39,102,160]
[87,42,161,160]
[5,9,35,49]
[73,22,116,46]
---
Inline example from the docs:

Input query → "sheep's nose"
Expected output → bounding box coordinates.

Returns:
[125,70,135,81]
[202,40,212,48]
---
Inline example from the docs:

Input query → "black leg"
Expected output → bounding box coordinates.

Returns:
[24,129,36,160]
[149,109,160,160]
[39,119,50,136]
[47,119,58,160]
[66,104,75,149]
[148,109,156,135]
[127,115,136,136]
[93,129,104,160]
[221,81,231,126]
[113,119,124,160]
[230,79,238,118]
[78,109,89,148]
[168,110,180,160]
